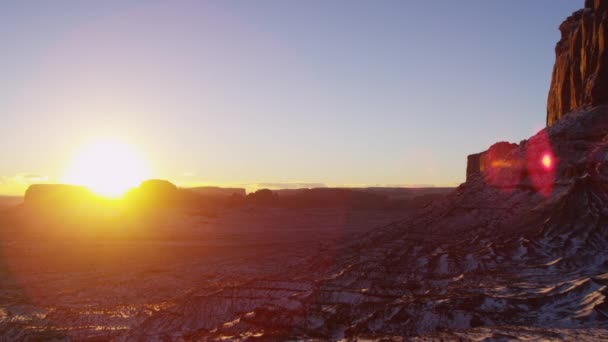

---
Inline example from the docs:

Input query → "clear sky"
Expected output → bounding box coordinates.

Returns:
[0,1,582,195]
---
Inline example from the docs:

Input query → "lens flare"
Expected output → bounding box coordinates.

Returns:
[525,130,556,197]
[541,154,553,169]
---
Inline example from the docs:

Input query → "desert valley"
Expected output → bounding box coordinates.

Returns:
[2,1,608,341]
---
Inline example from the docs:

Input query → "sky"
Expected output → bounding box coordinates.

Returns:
[0,1,582,195]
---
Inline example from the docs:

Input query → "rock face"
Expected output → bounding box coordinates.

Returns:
[465,141,520,183]
[546,0,608,126]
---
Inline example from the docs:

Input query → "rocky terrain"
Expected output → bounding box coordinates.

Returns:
[1,1,608,340]
[0,207,408,341]
[115,104,608,341]
[118,2,608,339]
[3,113,608,340]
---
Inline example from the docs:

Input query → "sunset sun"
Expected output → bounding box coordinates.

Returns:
[61,138,151,197]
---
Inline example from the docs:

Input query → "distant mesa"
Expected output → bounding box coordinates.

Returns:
[188,186,246,198]
[247,189,279,206]
[24,183,95,209]
[20,180,453,214]
[547,0,608,126]
[125,179,180,207]
[124,180,242,211]
[127,179,178,198]
[23,180,184,211]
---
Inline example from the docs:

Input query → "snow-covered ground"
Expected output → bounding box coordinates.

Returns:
[0,207,407,340]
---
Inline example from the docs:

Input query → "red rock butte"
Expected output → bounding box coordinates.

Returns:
[547,0,608,126]
[468,0,608,183]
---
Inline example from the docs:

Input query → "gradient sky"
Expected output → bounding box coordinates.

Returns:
[0,1,582,195]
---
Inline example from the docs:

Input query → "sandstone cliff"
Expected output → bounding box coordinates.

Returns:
[470,0,608,183]
[547,0,608,126]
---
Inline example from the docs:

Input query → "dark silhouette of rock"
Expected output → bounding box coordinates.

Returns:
[21,184,113,227]
[188,186,246,198]
[126,180,219,214]
[24,184,95,209]
[125,179,180,208]
[276,187,452,202]
[246,189,279,206]
[242,188,445,210]
[187,186,247,208]
[138,179,178,194]
[547,0,608,126]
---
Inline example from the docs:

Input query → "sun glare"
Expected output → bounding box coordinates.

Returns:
[541,153,553,169]
[61,138,151,197]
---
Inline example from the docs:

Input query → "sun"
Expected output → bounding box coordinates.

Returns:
[62,138,151,197]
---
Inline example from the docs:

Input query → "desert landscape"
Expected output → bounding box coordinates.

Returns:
[2,0,608,341]
[0,187,445,340]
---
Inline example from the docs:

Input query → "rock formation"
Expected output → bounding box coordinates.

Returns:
[188,186,246,198]
[465,141,520,183]
[24,184,94,209]
[546,0,608,126]
[470,0,608,185]
[246,188,279,206]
